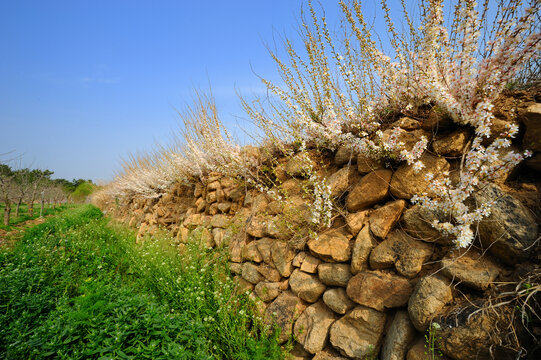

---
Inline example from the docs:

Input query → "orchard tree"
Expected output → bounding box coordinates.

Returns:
[0,164,14,226]
[27,169,53,216]
[11,168,32,217]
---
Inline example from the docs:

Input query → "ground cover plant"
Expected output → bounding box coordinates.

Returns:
[0,205,285,360]
[0,203,69,231]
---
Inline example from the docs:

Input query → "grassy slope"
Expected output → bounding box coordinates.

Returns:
[0,205,285,360]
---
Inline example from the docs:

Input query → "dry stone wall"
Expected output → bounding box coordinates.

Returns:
[103,99,541,360]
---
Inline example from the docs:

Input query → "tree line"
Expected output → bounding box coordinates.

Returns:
[0,163,94,226]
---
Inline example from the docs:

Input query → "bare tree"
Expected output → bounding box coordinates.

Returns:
[0,164,15,226]
[27,170,53,217]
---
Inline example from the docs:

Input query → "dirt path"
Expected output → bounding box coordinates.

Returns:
[0,216,50,249]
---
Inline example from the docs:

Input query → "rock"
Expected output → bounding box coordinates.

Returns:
[347,170,392,211]
[200,227,214,248]
[357,154,384,174]
[401,205,449,244]
[318,263,352,287]
[246,216,270,238]
[234,276,254,292]
[195,197,206,213]
[264,291,307,343]
[525,153,541,172]
[207,180,221,191]
[289,343,312,360]
[220,177,237,188]
[393,116,421,130]
[383,128,431,153]
[280,178,306,196]
[521,103,541,151]
[369,230,433,278]
[271,241,295,277]
[440,250,501,291]
[408,275,453,332]
[312,347,349,360]
[308,229,352,263]
[255,238,274,264]
[335,145,357,166]
[432,129,471,157]
[242,241,263,262]
[322,288,354,315]
[369,200,406,238]
[289,269,327,303]
[328,167,351,198]
[229,237,246,263]
[293,251,308,267]
[257,264,282,282]
[390,153,450,199]
[474,184,538,264]
[242,262,263,284]
[300,255,321,273]
[329,306,386,358]
[286,153,310,177]
[351,225,376,274]
[381,310,416,360]
[347,271,413,311]
[346,210,368,236]
[194,183,203,197]
[294,301,337,354]
[266,200,282,215]
[251,194,269,213]
[229,262,242,275]
[206,191,217,204]
[255,281,282,302]
[406,338,429,360]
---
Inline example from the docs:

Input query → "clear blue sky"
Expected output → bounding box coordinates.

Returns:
[0,0,398,182]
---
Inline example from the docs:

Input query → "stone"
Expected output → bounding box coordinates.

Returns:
[521,103,541,151]
[406,338,429,360]
[335,145,357,166]
[357,154,384,174]
[242,241,263,263]
[408,275,453,332]
[474,184,538,264]
[381,310,416,360]
[257,264,282,282]
[289,343,312,360]
[300,255,321,274]
[347,271,413,311]
[220,177,237,188]
[294,301,337,354]
[200,227,214,248]
[401,205,449,244]
[347,169,392,211]
[329,306,386,358]
[525,153,541,172]
[432,129,471,157]
[255,281,282,302]
[255,238,274,264]
[266,200,282,215]
[229,237,246,263]
[383,128,431,153]
[271,241,295,277]
[318,263,352,287]
[206,191,217,204]
[229,262,242,275]
[286,153,310,177]
[292,251,308,267]
[176,225,189,243]
[207,180,221,191]
[234,276,254,292]
[369,200,406,238]
[328,168,351,198]
[312,347,348,360]
[217,201,232,213]
[393,116,421,130]
[280,178,306,196]
[195,197,206,213]
[246,216,270,238]
[346,210,367,236]
[351,225,376,274]
[308,229,352,263]
[390,153,450,199]
[251,194,269,213]
[209,213,232,229]
[264,291,307,343]
[322,288,354,315]
[242,262,263,284]
[289,269,327,303]
[208,203,219,215]
[440,250,501,290]
[369,230,433,278]
[194,183,203,197]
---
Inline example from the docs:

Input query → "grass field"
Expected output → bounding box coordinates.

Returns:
[0,203,71,230]
[0,205,285,359]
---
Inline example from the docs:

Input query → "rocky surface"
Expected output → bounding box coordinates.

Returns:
[294,301,337,354]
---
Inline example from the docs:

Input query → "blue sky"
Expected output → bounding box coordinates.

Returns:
[0,0,395,182]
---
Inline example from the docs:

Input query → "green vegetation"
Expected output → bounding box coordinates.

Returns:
[70,181,96,202]
[0,205,285,359]
[0,203,70,230]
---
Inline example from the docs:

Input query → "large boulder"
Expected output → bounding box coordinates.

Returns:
[473,184,538,264]
[264,291,307,343]
[369,200,406,238]
[335,145,357,166]
[329,306,386,358]
[286,153,310,177]
[357,154,384,174]
[369,230,433,278]
[346,170,392,211]
[390,153,450,199]
[255,281,283,302]
[328,167,351,198]
[381,310,417,360]
[408,275,453,332]
[294,301,337,354]
[308,229,352,263]
[318,263,352,287]
[322,288,355,315]
[242,241,263,262]
[350,225,376,274]
[346,270,413,311]
[440,250,501,291]
[401,205,450,244]
[271,240,296,277]
[241,262,263,284]
[289,269,327,303]
[346,210,368,236]
[432,129,471,157]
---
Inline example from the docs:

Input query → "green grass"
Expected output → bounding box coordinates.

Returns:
[0,203,71,230]
[0,205,285,359]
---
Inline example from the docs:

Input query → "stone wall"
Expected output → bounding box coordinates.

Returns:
[102,100,541,360]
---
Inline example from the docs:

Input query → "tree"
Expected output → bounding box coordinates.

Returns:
[27,169,53,216]
[11,168,32,217]
[0,164,14,226]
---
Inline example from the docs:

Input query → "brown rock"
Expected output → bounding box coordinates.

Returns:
[369,230,433,278]
[440,250,501,290]
[255,281,282,302]
[206,191,217,204]
[242,241,263,263]
[408,275,453,332]
[255,238,274,264]
[329,306,386,358]
[229,262,242,275]
[271,241,295,277]
[195,197,206,213]
[406,338,429,360]
[335,145,357,166]
[393,116,421,130]
[357,154,384,174]
[383,128,431,153]
[347,170,392,211]
[264,291,307,343]
[242,262,263,284]
[286,153,310,177]
[381,310,416,360]
[318,263,352,287]
[322,288,354,315]
[351,225,376,274]
[369,200,406,238]
[300,255,321,273]
[246,216,270,238]
[251,193,269,213]
[308,229,352,263]
[292,251,308,267]
[289,269,327,303]
[328,168,351,198]
[234,276,254,292]
[346,271,413,311]
[217,201,232,213]
[521,103,541,151]
[257,264,282,282]
[289,343,312,360]
[346,210,368,236]
[312,347,349,360]
[280,178,306,196]
[390,153,450,199]
[401,205,450,244]
[432,129,471,157]
[229,237,246,263]
[294,301,337,354]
